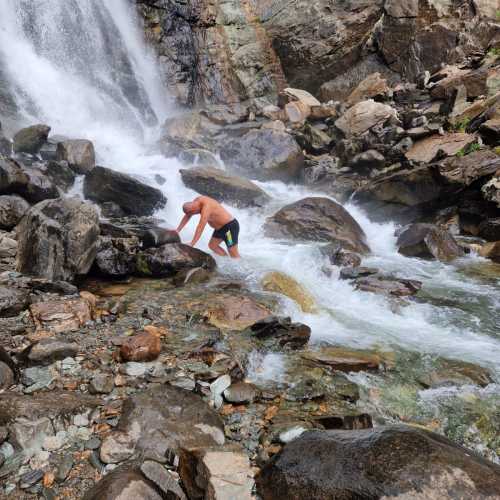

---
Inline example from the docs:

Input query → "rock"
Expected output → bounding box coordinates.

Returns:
[93,236,139,278]
[479,218,500,241]
[55,454,74,483]
[397,223,465,262]
[335,100,398,137]
[219,129,304,182]
[141,461,187,499]
[482,174,500,208]
[89,374,114,394]
[354,275,423,297]
[36,159,76,192]
[173,266,213,287]
[19,469,44,489]
[419,359,494,389]
[261,271,316,313]
[264,197,370,254]
[205,295,271,331]
[339,267,379,280]
[406,133,477,163]
[257,425,500,500]
[346,73,391,107]
[479,241,500,263]
[0,285,29,317]
[302,347,383,373]
[16,197,100,281]
[0,195,30,230]
[350,149,386,173]
[10,417,54,457]
[100,385,224,464]
[56,139,95,174]
[30,297,93,333]
[180,166,270,208]
[26,339,78,365]
[179,446,254,500]
[0,233,17,260]
[99,432,137,465]
[249,316,311,350]
[83,466,163,500]
[136,243,216,278]
[210,375,231,410]
[83,166,167,216]
[13,124,50,154]
[0,362,14,390]
[321,243,362,268]
[120,330,161,362]
[224,383,257,404]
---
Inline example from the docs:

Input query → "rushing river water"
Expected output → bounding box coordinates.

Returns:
[1,0,499,453]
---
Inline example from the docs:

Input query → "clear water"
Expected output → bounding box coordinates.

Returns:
[0,0,499,382]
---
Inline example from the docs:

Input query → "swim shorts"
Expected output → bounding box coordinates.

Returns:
[212,219,240,248]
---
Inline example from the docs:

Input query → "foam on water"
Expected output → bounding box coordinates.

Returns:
[0,0,499,378]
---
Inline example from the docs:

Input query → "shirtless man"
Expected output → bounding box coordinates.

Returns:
[176,196,240,258]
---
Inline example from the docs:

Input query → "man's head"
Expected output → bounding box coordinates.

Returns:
[183,200,201,215]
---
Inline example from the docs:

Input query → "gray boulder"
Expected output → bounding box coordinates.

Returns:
[83,166,166,216]
[13,124,50,154]
[265,197,370,254]
[56,139,95,174]
[93,236,140,278]
[220,129,304,182]
[0,195,30,230]
[257,425,500,500]
[0,285,30,317]
[180,166,270,207]
[16,197,100,281]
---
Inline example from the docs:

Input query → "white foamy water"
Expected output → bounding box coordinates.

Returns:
[0,0,499,378]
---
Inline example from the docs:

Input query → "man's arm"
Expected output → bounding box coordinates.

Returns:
[190,207,209,247]
[176,214,191,233]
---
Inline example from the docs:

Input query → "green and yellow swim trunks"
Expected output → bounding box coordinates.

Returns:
[212,219,240,248]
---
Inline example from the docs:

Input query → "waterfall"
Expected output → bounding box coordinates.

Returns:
[0,0,499,379]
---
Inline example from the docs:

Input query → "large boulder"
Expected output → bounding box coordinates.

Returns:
[136,243,216,278]
[93,236,140,278]
[0,195,30,230]
[83,166,166,216]
[180,166,270,207]
[219,129,304,182]
[264,197,370,254]
[257,425,500,500]
[16,197,100,281]
[13,124,50,154]
[397,223,465,262]
[56,139,95,174]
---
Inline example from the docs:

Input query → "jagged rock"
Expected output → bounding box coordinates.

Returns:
[339,267,379,280]
[346,73,391,107]
[257,426,500,500]
[56,139,95,174]
[350,149,386,172]
[37,160,76,192]
[482,174,500,207]
[141,461,187,500]
[335,100,398,138]
[249,316,311,349]
[220,129,304,182]
[302,347,383,373]
[16,197,99,281]
[136,243,216,278]
[264,197,370,254]
[93,236,139,278]
[406,133,477,163]
[179,445,254,500]
[0,195,30,230]
[479,241,500,263]
[25,339,79,365]
[83,166,166,216]
[261,271,316,313]
[0,362,14,390]
[321,243,362,268]
[354,275,422,297]
[120,330,161,362]
[224,383,258,404]
[0,285,29,317]
[397,223,465,262]
[180,166,270,208]
[100,385,224,464]
[13,124,50,154]
[89,374,114,395]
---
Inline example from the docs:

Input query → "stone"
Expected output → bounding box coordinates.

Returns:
[22,366,55,393]
[224,383,257,404]
[261,271,316,313]
[0,285,29,317]
[0,233,17,260]
[479,241,500,263]
[206,295,271,331]
[354,275,423,297]
[180,166,270,208]
[219,129,304,182]
[285,101,311,123]
[16,197,100,282]
[335,100,398,138]
[120,330,161,362]
[89,374,114,394]
[39,159,77,191]
[30,297,93,333]
[136,243,216,278]
[249,316,311,350]
[210,375,232,410]
[83,166,167,216]
[350,149,386,173]
[264,197,370,254]
[19,469,44,489]
[346,73,391,107]
[179,446,254,500]
[406,133,477,163]
[0,362,14,390]
[55,454,74,483]
[173,266,213,287]
[0,195,30,230]
[26,339,78,365]
[93,236,139,278]
[56,139,95,174]
[42,432,66,452]
[321,243,362,268]
[482,174,500,208]
[302,347,383,373]
[397,223,465,262]
[11,417,54,457]
[479,218,500,241]
[257,426,500,500]
[141,461,187,499]
[100,385,224,464]
[99,432,137,464]
[13,124,50,154]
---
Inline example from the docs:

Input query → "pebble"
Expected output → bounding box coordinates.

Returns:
[210,374,231,410]
[0,442,14,459]
[89,451,104,472]
[73,414,89,427]
[76,427,92,441]
[122,362,147,377]
[42,432,66,452]
[55,454,74,483]
[85,437,101,450]
[170,376,196,391]
[0,426,9,444]
[19,469,44,489]
[89,373,114,394]
[30,451,50,470]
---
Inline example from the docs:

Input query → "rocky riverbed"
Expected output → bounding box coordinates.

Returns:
[0,0,499,499]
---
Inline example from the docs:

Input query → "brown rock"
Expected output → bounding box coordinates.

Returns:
[346,73,390,107]
[406,133,477,163]
[56,139,95,174]
[302,347,383,373]
[120,330,161,362]
[479,241,500,263]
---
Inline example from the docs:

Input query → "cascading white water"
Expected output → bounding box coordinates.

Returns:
[0,0,499,381]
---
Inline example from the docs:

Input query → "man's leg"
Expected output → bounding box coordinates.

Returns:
[209,237,228,257]
[228,244,240,259]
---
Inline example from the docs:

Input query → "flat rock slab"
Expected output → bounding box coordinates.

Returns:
[406,133,476,163]
[302,347,385,373]
[30,297,93,333]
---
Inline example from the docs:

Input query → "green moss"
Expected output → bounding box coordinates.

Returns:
[488,47,500,57]
[494,146,500,156]
[453,116,470,133]
[135,255,152,276]
[456,142,482,157]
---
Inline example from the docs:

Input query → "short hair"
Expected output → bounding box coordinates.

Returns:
[182,202,191,214]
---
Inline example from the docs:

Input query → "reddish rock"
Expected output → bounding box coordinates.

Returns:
[120,330,161,362]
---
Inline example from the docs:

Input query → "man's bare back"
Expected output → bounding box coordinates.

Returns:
[176,196,241,258]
